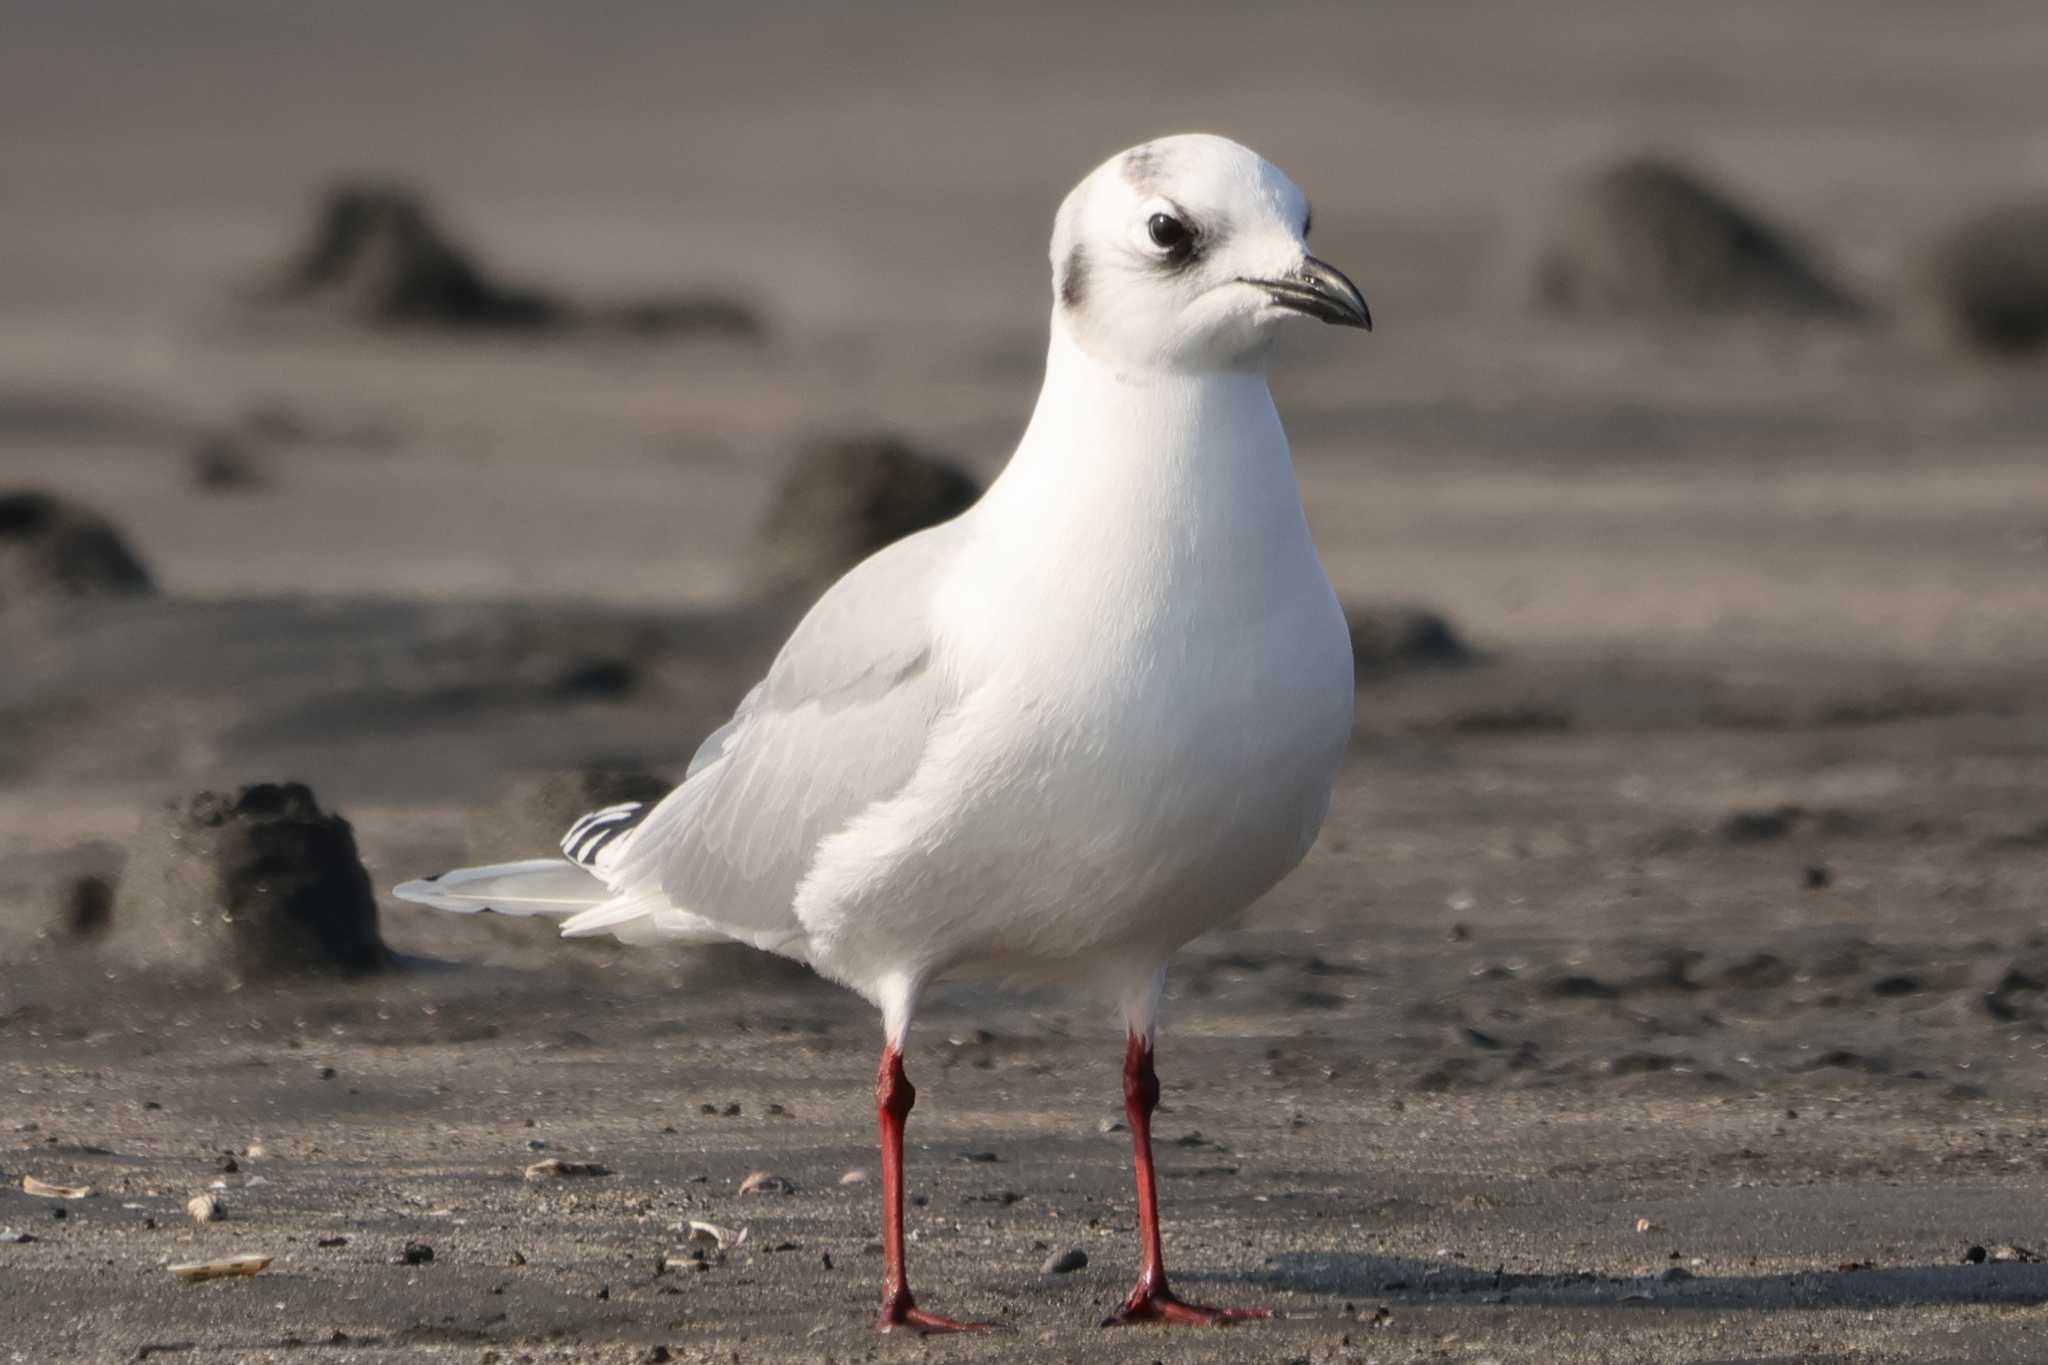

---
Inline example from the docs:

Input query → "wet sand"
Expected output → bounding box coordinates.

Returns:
[5,2,2048,1360]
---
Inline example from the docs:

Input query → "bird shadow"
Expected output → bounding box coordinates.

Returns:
[1253,1251,2048,1312]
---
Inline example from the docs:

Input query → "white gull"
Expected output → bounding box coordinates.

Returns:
[396,131,1369,1331]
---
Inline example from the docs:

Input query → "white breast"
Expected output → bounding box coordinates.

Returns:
[795,325,1354,995]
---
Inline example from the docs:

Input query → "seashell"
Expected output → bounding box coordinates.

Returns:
[686,1220,747,1252]
[522,1158,610,1182]
[738,1170,795,1196]
[186,1193,225,1224]
[662,1220,747,1272]
[20,1176,90,1200]
[167,1254,271,1282]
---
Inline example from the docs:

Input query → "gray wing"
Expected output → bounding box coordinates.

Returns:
[602,526,964,949]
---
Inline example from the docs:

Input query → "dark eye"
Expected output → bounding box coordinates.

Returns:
[1147,213,1190,250]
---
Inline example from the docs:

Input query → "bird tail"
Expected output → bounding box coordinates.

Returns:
[392,798,750,949]
[391,858,607,917]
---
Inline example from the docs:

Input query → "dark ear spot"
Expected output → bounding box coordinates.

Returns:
[1121,143,1162,193]
[1058,244,1088,310]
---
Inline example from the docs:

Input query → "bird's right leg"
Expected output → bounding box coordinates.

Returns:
[875,1042,995,1333]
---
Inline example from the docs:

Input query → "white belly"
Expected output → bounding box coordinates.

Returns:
[798,533,1354,994]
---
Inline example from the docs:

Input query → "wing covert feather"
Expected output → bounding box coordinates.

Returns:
[605,528,964,944]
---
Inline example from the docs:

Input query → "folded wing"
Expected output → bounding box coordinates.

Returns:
[564,526,966,951]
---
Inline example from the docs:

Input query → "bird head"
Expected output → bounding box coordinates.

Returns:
[1050,133,1370,374]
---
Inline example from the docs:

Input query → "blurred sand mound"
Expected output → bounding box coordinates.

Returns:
[1346,603,1473,676]
[481,766,675,863]
[108,782,392,984]
[756,434,982,598]
[0,490,154,612]
[257,182,762,338]
[1532,156,1862,318]
[261,183,560,329]
[186,431,271,493]
[1912,200,2048,357]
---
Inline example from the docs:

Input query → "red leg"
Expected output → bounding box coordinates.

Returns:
[1102,1032,1272,1327]
[874,1044,995,1333]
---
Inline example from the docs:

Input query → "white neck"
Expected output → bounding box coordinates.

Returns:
[979,312,1295,529]
[965,311,1315,624]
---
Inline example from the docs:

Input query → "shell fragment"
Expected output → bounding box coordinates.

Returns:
[167,1255,272,1282]
[523,1158,610,1182]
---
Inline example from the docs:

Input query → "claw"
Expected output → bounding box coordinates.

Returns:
[878,1289,1001,1334]
[879,1305,1001,1334]
[1101,1284,1273,1327]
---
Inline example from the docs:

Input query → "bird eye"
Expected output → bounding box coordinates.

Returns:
[1147,213,1190,251]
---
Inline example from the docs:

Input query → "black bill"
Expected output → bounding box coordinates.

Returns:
[1247,255,1372,331]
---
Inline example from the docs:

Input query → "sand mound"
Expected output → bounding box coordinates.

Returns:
[1913,200,2048,357]
[601,294,765,341]
[258,182,764,339]
[261,183,560,329]
[44,873,115,944]
[756,434,982,597]
[109,783,391,983]
[1532,156,1861,318]
[1346,604,1473,675]
[0,490,154,611]
[187,432,270,492]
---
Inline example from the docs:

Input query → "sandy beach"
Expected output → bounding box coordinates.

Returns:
[5,3,2048,1360]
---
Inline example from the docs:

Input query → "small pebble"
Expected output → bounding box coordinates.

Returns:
[1041,1247,1088,1275]
[397,1241,433,1266]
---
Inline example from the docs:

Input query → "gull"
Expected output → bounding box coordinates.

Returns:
[396,132,1369,1331]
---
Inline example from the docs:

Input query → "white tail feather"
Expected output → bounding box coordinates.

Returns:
[393,858,740,948]
[392,858,606,917]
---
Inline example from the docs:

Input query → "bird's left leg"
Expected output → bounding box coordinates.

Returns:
[1102,973,1272,1327]
[872,976,996,1334]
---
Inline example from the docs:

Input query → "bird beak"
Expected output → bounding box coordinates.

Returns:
[1247,255,1372,331]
